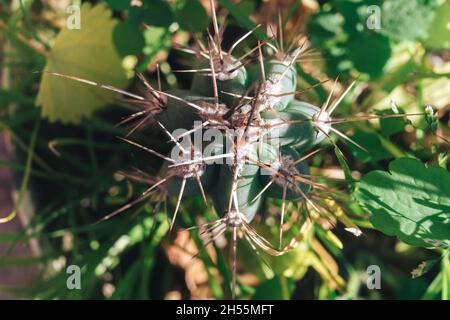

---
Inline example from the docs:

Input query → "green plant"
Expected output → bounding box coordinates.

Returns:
[36,0,443,299]
[0,0,448,300]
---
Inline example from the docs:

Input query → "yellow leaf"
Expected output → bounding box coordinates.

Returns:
[36,3,129,124]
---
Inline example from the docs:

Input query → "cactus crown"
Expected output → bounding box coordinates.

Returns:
[112,3,356,300]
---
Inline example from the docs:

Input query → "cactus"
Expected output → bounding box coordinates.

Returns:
[45,1,423,300]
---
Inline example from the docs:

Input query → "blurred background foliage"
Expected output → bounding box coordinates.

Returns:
[0,0,449,299]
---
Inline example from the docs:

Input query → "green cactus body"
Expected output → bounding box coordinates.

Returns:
[263,99,325,153]
[191,54,248,106]
[129,64,325,233]
[249,60,297,112]
[261,146,312,201]
[155,89,205,132]
[286,100,330,151]
[211,140,263,222]
[212,164,262,223]
[157,130,228,197]
[159,158,217,197]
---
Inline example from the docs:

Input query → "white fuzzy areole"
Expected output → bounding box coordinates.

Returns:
[262,79,283,109]
[171,147,205,179]
[233,135,258,174]
[314,110,331,138]
[226,209,246,226]
[272,155,299,187]
[216,55,240,81]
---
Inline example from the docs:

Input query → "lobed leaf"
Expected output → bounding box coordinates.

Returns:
[36,3,129,124]
[354,158,450,248]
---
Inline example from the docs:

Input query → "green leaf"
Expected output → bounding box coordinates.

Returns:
[422,271,443,299]
[378,107,408,137]
[234,0,257,18]
[438,152,448,169]
[308,2,392,79]
[36,3,129,124]
[425,0,450,49]
[347,32,391,78]
[139,25,171,71]
[252,276,295,300]
[334,146,354,182]
[380,0,439,42]
[106,0,131,11]
[141,0,174,27]
[218,0,265,39]
[127,5,146,28]
[176,0,210,32]
[0,90,35,107]
[113,22,145,56]
[310,13,344,37]
[348,130,392,163]
[335,0,381,34]
[354,158,450,248]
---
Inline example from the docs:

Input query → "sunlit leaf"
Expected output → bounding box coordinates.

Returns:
[425,0,450,49]
[380,0,439,41]
[354,158,450,248]
[424,79,450,112]
[334,146,354,182]
[378,110,407,137]
[36,3,129,124]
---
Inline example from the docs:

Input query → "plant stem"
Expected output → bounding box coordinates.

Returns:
[442,250,449,300]
[0,117,40,223]
[0,20,51,59]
